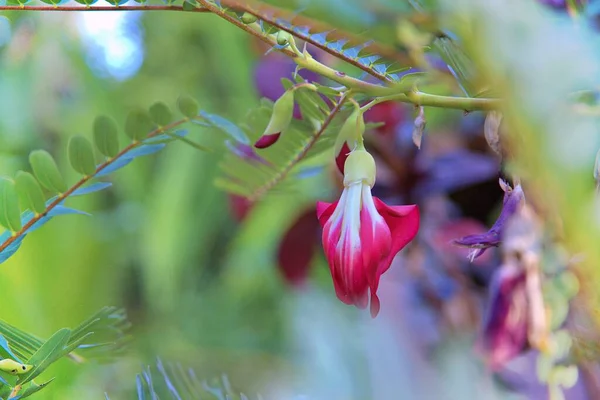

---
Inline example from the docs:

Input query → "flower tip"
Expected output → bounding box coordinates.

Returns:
[254,133,281,149]
[369,294,381,318]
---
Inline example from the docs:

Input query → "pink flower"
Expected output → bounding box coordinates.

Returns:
[316,149,419,317]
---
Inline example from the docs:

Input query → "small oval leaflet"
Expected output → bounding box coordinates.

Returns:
[15,171,46,214]
[93,115,120,158]
[68,135,97,176]
[149,102,173,126]
[29,150,67,193]
[0,178,21,232]
[177,95,199,119]
[125,108,155,141]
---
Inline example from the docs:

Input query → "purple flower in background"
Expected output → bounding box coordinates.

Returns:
[254,53,320,119]
[453,180,525,261]
[477,262,529,370]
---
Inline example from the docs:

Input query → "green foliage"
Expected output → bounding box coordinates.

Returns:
[125,109,156,141]
[109,361,257,400]
[68,136,97,176]
[14,173,45,215]
[28,151,67,194]
[0,179,21,233]
[149,102,173,127]
[0,307,129,398]
[0,97,204,265]
[93,116,120,158]
[177,95,200,119]
[215,79,341,199]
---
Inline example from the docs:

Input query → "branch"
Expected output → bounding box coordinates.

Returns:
[4,0,502,111]
[362,90,501,112]
[248,94,348,201]
[197,0,501,110]
[0,119,188,255]
[0,4,209,11]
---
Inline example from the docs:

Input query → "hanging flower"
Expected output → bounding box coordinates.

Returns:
[477,262,529,369]
[317,149,419,317]
[453,180,525,261]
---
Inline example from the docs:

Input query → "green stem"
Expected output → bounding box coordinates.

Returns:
[361,90,501,112]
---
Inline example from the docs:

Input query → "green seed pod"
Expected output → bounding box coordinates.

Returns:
[0,178,22,232]
[241,12,257,24]
[254,89,295,149]
[276,30,292,46]
[0,359,32,375]
[333,108,365,173]
[68,135,97,176]
[15,171,46,214]
[29,150,68,193]
[93,115,120,158]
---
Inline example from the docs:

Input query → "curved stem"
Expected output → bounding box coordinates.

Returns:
[0,119,189,256]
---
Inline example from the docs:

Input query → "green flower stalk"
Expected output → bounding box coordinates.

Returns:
[333,107,365,173]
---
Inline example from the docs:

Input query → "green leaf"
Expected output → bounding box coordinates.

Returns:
[0,307,129,364]
[29,150,67,193]
[216,96,340,199]
[18,329,71,385]
[433,36,488,97]
[13,378,54,399]
[125,109,155,141]
[14,172,46,215]
[182,0,197,11]
[177,95,199,119]
[68,136,96,176]
[149,102,173,126]
[0,178,22,232]
[93,116,120,158]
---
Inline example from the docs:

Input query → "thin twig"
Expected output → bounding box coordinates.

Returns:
[0,119,189,255]
[0,4,208,11]
[248,94,348,201]
[196,0,297,58]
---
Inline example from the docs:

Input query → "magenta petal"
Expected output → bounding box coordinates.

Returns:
[254,133,281,149]
[373,198,419,275]
[316,201,336,223]
[360,203,391,290]
[335,142,351,174]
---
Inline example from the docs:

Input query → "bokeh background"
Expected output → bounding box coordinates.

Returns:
[0,0,597,398]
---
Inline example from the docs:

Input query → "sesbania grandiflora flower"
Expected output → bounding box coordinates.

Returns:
[317,148,419,317]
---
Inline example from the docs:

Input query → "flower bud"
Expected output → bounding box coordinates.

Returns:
[333,108,365,173]
[276,30,292,46]
[241,12,257,24]
[343,149,376,187]
[254,89,295,149]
